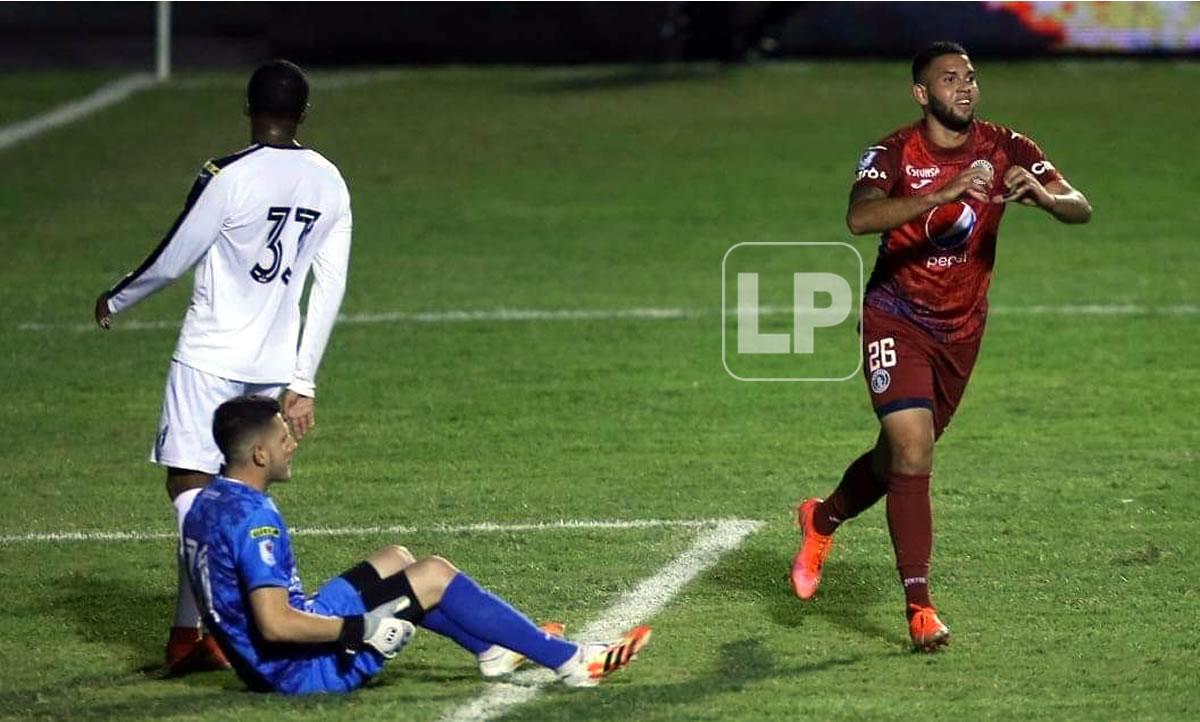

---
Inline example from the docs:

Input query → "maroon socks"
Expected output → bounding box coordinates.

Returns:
[885,471,933,609]
[815,453,936,610]
[813,451,887,536]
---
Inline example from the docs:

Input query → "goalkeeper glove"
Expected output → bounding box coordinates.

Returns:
[339,613,415,659]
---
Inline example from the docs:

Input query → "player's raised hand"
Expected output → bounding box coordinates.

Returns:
[932,166,991,205]
[991,166,1054,208]
[94,292,112,330]
[281,390,316,441]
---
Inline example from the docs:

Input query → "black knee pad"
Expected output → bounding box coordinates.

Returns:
[339,561,382,593]
[362,570,426,623]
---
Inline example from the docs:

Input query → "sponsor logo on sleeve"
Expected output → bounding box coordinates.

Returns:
[857,149,879,172]
[855,147,889,181]
[1031,160,1055,176]
[259,539,276,566]
[250,526,280,539]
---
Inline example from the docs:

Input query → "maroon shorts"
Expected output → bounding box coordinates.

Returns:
[861,305,982,439]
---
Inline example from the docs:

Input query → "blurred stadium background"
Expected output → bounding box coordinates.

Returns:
[2,1,1199,70]
[1,2,1197,721]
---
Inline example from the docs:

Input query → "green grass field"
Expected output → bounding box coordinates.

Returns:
[1,61,1197,720]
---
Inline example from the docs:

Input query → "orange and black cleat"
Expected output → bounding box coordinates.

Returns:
[791,498,835,600]
[908,604,951,652]
[558,625,652,687]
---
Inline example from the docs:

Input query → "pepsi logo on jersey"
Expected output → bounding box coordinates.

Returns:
[924,202,976,250]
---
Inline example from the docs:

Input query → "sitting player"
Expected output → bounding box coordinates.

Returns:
[183,395,651,694]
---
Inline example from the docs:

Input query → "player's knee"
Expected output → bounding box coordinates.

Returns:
[388,545,416,567]
[890,437,933,474]
[406,556,457,586]
[421,555,458,582]
[401,556,459,608]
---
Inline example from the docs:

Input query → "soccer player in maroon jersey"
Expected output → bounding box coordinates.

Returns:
[790,41,1092,651]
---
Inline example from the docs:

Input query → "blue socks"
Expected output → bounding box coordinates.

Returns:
[434,572,577,669]
[419,608,490,655]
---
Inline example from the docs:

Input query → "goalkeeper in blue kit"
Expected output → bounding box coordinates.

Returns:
[183,395,651,695]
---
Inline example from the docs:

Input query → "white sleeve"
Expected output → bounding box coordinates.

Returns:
[289,197,351,398]
[105,168,229,314]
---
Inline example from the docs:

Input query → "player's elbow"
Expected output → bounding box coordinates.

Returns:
[253,609,291,643]
[258,618,290,643]
[846,211,870,236]
[1077,198,1094,224]
[255,616,281,642]
[1062,196,1093,224]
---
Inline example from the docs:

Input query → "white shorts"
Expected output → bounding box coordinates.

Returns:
[152,360,285,474]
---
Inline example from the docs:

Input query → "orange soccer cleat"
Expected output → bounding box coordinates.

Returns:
[165,626,232,674]
[791,498,835,600]
[558,625,652,687]
[907,604,951,652]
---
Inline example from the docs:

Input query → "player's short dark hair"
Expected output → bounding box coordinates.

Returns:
[246,59,309,121]
[213,395,282,462]
[912,41,969,84]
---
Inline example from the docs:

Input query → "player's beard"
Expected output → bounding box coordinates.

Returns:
[928,94,973,132]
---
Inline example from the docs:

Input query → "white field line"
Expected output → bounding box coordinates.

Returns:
[438,519,764,722]
[0,74,157,153]
[17,303,1199,334]
[0,516,744,546]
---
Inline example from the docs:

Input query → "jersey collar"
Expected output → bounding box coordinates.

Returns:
[918,118,977,160]
[258,140,305,150]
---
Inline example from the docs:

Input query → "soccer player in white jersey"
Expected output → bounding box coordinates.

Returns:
[93,60,352,673]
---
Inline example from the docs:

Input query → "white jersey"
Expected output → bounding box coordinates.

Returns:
[105,143,352,396]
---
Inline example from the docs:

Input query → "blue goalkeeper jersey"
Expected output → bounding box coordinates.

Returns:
[182,476,382,694]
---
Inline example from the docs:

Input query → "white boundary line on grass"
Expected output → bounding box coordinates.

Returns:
[0,73,157,153]
[438,518,764,722]
[0,516,747,545]
[16,302,1200,334]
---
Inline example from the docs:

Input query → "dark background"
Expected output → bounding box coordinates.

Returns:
[5,1,1189,71]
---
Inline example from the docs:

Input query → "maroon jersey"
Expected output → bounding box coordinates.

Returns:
[853,119,1062,342]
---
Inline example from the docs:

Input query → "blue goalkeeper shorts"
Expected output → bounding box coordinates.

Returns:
[269,577,387,695]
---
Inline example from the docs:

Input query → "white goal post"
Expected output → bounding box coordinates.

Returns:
[156,0,171,81]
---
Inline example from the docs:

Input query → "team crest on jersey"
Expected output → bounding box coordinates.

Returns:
[870,368,891,394]
[259,539,276,566]
[969,159,994,186]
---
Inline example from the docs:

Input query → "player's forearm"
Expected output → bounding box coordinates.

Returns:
[847,195,939,235]
[1044,190,1092,224]
[291,258,348,396]
[105,267,179,314]
[257,605,345,644]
